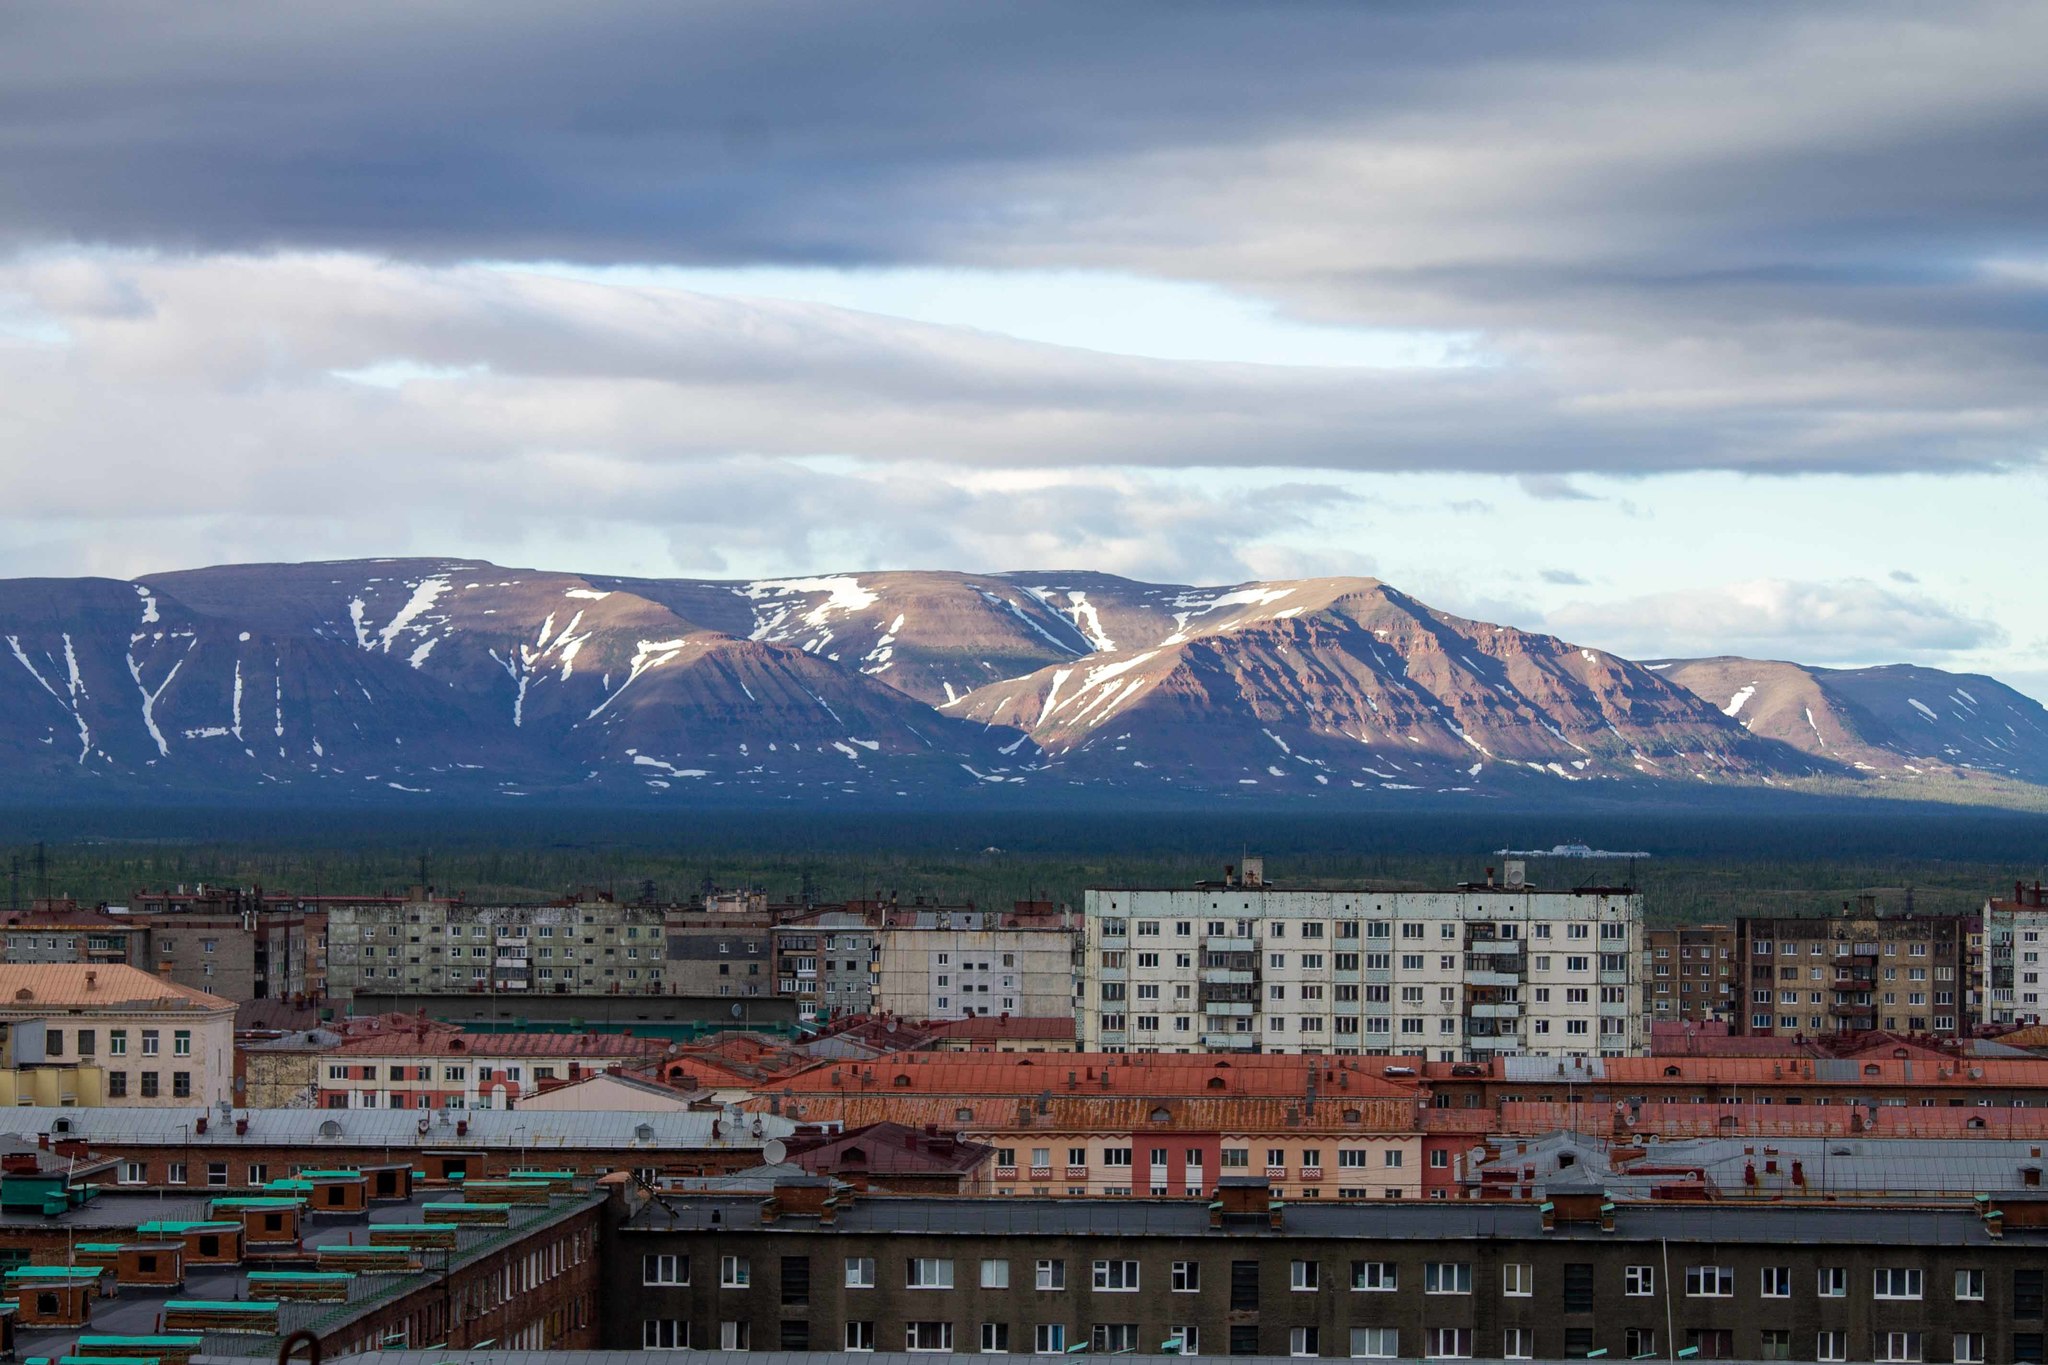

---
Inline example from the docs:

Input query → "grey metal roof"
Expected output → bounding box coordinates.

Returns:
[1499,1055,1607,1081]
[617,1190,2012,1246]
[1479,1129,2048,1198]
[0,1105,796,1150]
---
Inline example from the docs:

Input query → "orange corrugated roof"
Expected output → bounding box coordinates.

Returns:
[328,1032,671,1058]
[1602,1056,2048,1086]
[0,964,233,1012]
[769,1052,1425,1099]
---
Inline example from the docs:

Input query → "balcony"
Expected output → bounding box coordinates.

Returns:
[1468,1003,1521,1019]
[1200,968,1256,985]
[1206,936,1255,952]
[1203,1002,1255,1017]
[1598,970,1630,986]
[494,956,530,969]
[1066,1165,1089,1179]
[1467,970,1521,989]
[1029,1165,1053,1179]
[1265,1166,1288,1180]
[1465,939,1525,954]
[1466,1033,1520,1050]
[1201,1032,1258,1049]
[996,1165,1018,1180]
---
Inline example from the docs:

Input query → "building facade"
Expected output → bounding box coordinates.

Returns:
[604,1178,2047,1363]
[1733,906,1975,1039]
[872,904,1079,1023]
[1984,883,2048,1026]
[1080,863,1644,1060]
[1644,923,1736,1025]
[315,1031,673,1110]
[325,893,674,999]
[0,964,235,1107]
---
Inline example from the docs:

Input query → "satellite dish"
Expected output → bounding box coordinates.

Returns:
[730,1003,743,1019]
[762,1139,787,1165]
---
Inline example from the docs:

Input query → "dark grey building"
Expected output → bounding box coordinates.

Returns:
[603,1177,2047,1363]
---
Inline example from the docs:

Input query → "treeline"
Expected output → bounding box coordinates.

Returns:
[0,802,2041,926]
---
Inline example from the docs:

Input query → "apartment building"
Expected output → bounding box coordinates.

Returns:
[1733,904,1975,1038]
[871,903,1079,1022]
[2,896,313,1001]
[1643,924,1736,1024]
[314,1030,674,1110]
[0,964,235,1107]
[1080,861,1643,1060]
[773,907,881,1021]
[604,1177,2047,1363]
[744,1053,1432,1200]
[325,893,670,999]
[1984,882,2048,1026]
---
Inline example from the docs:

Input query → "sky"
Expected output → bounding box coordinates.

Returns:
[0,2,2044,698]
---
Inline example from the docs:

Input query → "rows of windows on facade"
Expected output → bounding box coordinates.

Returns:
[1746,936,1962,1034]
[635,1255,2011,1363]
[987,1145,1422,1198]
[37,1025,197,1098]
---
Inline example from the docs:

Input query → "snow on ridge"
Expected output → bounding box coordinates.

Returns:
[743,576,878,641]
[374,575,451,653]
[134,583,160,625]
[1722,683,1758,718]
[1907,697,1939,723]
[565,588,611,600]
[1162,585,1296,643]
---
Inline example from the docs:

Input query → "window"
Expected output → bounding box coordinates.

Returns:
[718,1321,749,1351]
[1625,1330,1657,1360]
[1874,1268,1924,1300]
[108,1071,127,1097]
[1502,1263,1532,1296]
[1352,1261,1396,1291]
[1093,1260,1139,1291]
[173,1030,191,1057]
[1424,1263,1470,1295]
[1290,1260,1319,1292]
[1035,1259,1065,1291]
[1350,1329,1397,1360]
[1501,1330,1532,1361]
[845,1257,876,1288]
[1034,1325,1066,1355]
[1092,1326,1141,1355]
[1817,1332,1847,1363]
[1685,1330,1734,1361]
[1172,1261,1201,1292]
[846,1323,875,1352]
[1760,1266,1791,1297]
[1427,1328,1472,1360]
[167,1161,186,1183]
[1877,1332,1923,1363]
[1818,1267,1847,1297]
[906,1323,955,1353]
[643,1254,688,1285]
[720,1255,750,1287]
[908,1258,955,1289]
[207,1162,228,1186]
[1955,1268,1985,1300]
[1685,1265,1734,1297]
[1289,1328,1318,1358]
[1624,1265,1655,1296]
[142,1030,159,1056]
[1170,1326,1200,1357]
[1955,1334,1986,1364]
[982,1259,1009,1289]
[643,1320,687,1350]
[982,1323,1010,1354]
[119,1160,145,1184]
[1221,1148,1249,1168]
[247,1164,267,1185]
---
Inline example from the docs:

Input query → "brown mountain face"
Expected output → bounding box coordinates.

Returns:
[1654,656,2048,785]
[1,557,2040,806]
[952,579,1812,792]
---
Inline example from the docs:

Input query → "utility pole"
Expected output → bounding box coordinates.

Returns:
[32,842,48,904]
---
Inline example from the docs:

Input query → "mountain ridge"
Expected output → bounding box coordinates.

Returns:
[0,557,2040,810]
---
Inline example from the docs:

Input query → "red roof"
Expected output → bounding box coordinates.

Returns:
[927,1016,1075,1042]
[328,1031,671,1059]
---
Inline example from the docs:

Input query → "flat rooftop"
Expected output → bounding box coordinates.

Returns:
[618,1190,2020,1247]
[11,1186,603,1360]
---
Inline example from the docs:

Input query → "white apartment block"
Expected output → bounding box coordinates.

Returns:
[1984,886,2048,1026]
[1079,861,1644,1060]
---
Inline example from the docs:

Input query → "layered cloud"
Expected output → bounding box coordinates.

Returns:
[1547,579,2007,666]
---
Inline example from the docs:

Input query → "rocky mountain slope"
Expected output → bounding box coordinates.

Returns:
[0,557,2040,807]
[1652,656,2048,787]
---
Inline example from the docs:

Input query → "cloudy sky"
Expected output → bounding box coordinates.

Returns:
[1,1,2044,696]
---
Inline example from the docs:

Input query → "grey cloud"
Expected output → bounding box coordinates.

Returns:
[1545,578,2007,665]
[0,3,2046,490]
[1891,569,1920,583]
[1517,475,1597,502]
[1539,569,1589,586]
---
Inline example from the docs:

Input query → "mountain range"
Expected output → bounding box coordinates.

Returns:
[2,558,2043,809]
